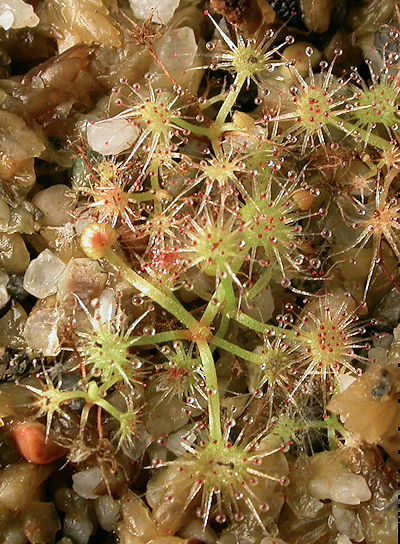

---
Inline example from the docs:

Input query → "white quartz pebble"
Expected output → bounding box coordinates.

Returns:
[94,496,121,532]
[309,470,371,506]
[0,271,9,310]
[23,308,62,356]
[129,0,180,25]
[32,185,75,227]
[23,249,65,299]
[63,513,94,544]
[332,504,364,541]
[72,468,103,500]
[179,520,217,543]
[154,26,197,75]
[336,536,352,544]
[86,118,139,156]
[0,0,39,31]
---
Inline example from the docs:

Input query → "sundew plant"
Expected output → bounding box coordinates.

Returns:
[0,1,399,542]
[76,11,399,527]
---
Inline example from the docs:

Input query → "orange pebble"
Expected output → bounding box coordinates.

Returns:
[11,421,67,465]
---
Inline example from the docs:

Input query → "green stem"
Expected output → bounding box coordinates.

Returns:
[49,386,125,424]
[333,120,389,151]
[201,283,226,326]
[197,339,222,442]
[233,312,296,339]
[215,74,246,127]
[56,390,87,404]
[214,315,229,340]
[210,314,230,355]
[94,397,128,422]
[128,191,154,203]
[220,122,237,133]
[211,336,263,364]
[198,93,226,110]
[149,160,161,214]
[308,417,347,450]
[86,381,134,421]
[132,330,189,346]
[104,249,198,330]
[104,249,224,442]
[247,268,272,301]
[98,377,119,395]
[221,276,235,314]
[174,118,212,137]
[209,74,246,154]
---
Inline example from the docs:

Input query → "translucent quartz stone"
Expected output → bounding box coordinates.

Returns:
[72,468,103,500]
[0,0,39,31]
[23,308,62,356]
[129,0,180,25]
[23,249,65,299]
[0,271,9,310]
[32,184,76,227]
[86,118,140,156]
[154,26,197,75]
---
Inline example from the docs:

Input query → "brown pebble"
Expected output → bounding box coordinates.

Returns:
[210,0,251,26]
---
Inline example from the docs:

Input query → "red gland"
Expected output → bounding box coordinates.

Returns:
[11,421,67,465]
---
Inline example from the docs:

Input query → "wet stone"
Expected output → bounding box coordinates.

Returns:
[0,0,39,31]
[56,257,107,307]
[129,0,180,25]
[0,232,30,275]
[86,118,140,156]
[23,307,62,356]
[23,249,66,299]
[31,185,76,227]
[6,274,30,302]
[0,272,9,310]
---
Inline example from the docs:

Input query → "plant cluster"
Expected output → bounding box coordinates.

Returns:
[1,2,399,540]
[70,15,399,525]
